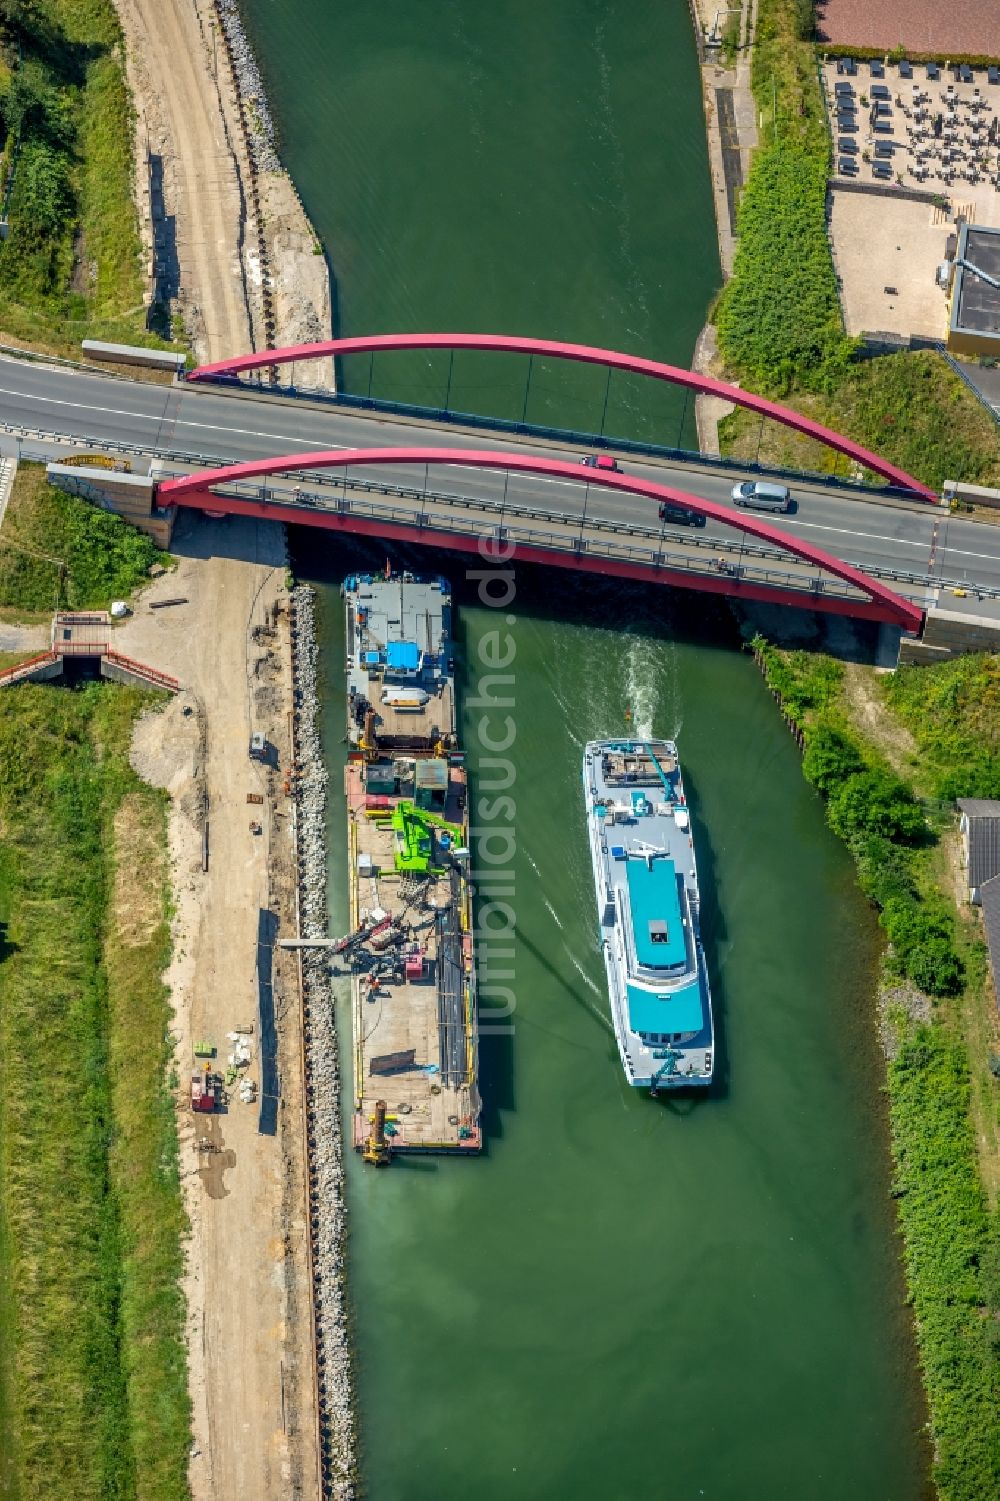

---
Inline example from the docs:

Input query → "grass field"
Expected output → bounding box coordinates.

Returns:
[718,350,1000,491]
[0,1,182,356]
[0,463,167,612]
[0,684,190,1501]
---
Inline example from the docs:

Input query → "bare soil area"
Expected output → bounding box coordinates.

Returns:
[113,0,331,371]
[114,0,252,362]
[124,514,320,1501]
[841,663,919,774]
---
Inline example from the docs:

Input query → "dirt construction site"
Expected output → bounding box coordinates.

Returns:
[121,514,322,1501]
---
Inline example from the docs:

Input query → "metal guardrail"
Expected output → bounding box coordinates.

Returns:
[5,416,996,602]
[212,479,872,605]
[222,473,1000,603]
[935,344,1000,427]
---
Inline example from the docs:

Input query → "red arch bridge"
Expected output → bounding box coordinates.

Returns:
[157,447,925,633]
[187,331,938,503]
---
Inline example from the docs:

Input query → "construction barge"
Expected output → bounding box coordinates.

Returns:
[342,571,481,1161]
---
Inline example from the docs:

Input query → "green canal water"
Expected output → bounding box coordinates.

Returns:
[241,0,721,446]
[244,1,930,1494]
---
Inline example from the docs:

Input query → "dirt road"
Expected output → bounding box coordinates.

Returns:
[114,0,331,372]
[115,0,252,361]
[124,515,320,1501]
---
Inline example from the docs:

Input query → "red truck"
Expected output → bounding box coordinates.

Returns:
[191,1070,221,1113]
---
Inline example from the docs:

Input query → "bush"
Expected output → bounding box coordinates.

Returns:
[803,723,864,795]
[883,894,964,995]
[888,1027,1000,1496]
[852,833,915,909]
[715,145,853,393]
[827,768,926,844]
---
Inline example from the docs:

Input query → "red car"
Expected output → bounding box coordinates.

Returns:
[581,454,621,472]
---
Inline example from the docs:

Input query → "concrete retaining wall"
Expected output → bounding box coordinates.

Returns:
[898,601,1000,663]
[46,464,176,546]
[944,480,1000,511]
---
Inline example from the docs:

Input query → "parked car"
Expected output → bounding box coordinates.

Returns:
[581,454,620,471]
[731,480,792,512]
[658,502,706,527]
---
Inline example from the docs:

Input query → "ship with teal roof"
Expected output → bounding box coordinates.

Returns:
[583,738,714,1091]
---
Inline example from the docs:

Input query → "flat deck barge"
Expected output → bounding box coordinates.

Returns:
[342,573,480,1158]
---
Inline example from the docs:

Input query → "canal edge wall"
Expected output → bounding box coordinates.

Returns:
[290,584,358,1500]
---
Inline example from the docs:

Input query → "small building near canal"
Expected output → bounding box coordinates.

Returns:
[958,798,1000,1004]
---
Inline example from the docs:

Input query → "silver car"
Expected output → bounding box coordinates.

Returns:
[731,480,792,513]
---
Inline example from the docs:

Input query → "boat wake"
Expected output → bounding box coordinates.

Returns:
[625,634,659,740]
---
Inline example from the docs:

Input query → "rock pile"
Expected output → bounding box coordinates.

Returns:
[216,0,280,173]
[291,586,356,1499]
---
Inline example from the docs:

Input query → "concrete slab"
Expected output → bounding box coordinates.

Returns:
[829,191,953,338]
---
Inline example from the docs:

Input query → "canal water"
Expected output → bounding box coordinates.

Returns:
[241,0,721,447]
[244,1,929,1495]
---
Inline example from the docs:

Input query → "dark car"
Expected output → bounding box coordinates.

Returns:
[581,454,621,472]
[658,502,706,527]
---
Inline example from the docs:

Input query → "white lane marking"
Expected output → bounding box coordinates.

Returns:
[0,384,347,451]
[0,386,647,489]
[782,512,1000,566]
[6,381,1000,565]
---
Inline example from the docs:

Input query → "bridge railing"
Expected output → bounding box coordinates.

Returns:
[0,415,929,513]
[204,478,873,606]
[209,472,1000,603]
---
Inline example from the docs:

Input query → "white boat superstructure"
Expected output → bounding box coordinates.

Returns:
[583,738,714,1091]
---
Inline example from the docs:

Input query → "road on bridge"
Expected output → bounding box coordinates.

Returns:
[1,356,999,607]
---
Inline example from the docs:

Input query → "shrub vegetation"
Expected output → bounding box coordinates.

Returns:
[0,0,180,352]
[752,638,1000,1499]
[716,145,853,394]
[0,462,166,611]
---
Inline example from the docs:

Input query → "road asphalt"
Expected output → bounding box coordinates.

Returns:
[2,357,1000,606]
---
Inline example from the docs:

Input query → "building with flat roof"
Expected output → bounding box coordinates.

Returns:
[948,224,1000,358]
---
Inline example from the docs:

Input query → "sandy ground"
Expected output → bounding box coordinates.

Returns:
[113,0,331,373]
[123,514,320,1501]
[115,0,252,362]
[829,192,955,340]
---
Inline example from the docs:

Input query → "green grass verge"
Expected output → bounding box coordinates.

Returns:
[718,350,1000,491]
[752,639,1000,1500]
[0,462,168,611]
[0,683,190,1501]
[0,1,183,355]
[884,654,1000,801]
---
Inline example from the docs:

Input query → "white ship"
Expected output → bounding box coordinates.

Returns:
[583,738,714,1091]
